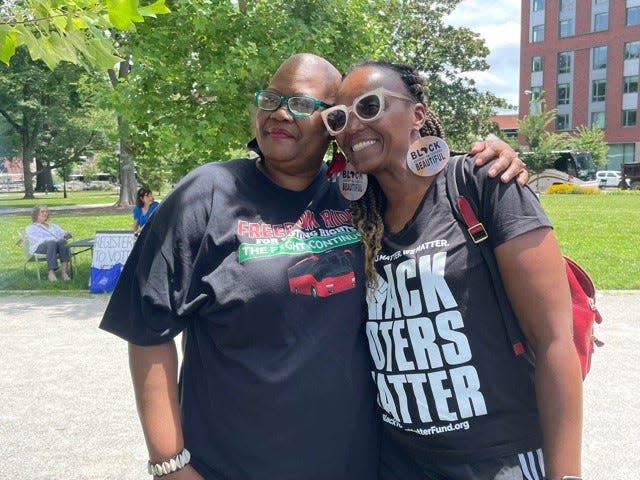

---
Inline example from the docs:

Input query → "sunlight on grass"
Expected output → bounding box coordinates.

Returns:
[540,193,640,290]
[1,193,639,291]
[0,210,131,292]
[0,191,120,208]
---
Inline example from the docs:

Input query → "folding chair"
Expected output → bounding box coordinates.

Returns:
[18,230,48,282]
[18,230,75,282]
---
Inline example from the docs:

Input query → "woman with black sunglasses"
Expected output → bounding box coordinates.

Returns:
[328,60,582,480]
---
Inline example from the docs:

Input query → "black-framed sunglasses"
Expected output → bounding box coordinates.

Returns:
[254,90,331,118]
[321,87,414,136]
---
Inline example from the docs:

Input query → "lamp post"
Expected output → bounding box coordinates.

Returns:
[524,90,541,115]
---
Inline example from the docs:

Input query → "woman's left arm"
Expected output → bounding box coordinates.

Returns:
[494,227,582,479]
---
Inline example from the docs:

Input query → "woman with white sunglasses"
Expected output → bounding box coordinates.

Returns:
[326,60,582,480]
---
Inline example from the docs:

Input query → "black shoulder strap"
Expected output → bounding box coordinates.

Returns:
[444,156,527,357]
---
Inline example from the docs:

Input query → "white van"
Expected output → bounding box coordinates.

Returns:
[596,170,629,188]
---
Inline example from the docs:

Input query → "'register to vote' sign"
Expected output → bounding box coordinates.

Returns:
[92,231,135,268]
[89,231,135,293]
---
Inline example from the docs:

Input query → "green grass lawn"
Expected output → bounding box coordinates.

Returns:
[0,210,131,292]
[1,192,638,292]
[0,190,121,208]
[539,192,640,290]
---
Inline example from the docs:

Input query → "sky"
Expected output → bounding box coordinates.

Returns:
[446,0,522,113]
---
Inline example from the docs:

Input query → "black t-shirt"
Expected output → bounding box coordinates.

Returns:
[100,159,379,479]
[367,160,552,463]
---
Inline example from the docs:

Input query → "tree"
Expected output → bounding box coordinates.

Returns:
[384,0,511,149]
[570,125,608,169]
[107,56,138,206]
[93,0,397,182]
[517,94,556,152]
[0,47,112,198]
[94,0,508,183]
[519,93,609,174]
[2,0,507,194]
[0,0,170,70]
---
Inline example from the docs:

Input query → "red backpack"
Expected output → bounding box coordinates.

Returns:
[445,155,603,378]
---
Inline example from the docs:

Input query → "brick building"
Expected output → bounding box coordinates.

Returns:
[520,0,640,168]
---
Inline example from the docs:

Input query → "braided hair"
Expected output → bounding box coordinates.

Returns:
[347,60,446,290]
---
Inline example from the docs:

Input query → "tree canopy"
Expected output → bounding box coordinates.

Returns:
[1,0,512,194]
[0,0,170,70]
[0,47,111,196]
[518,93,609,173]
[101,0,506,181]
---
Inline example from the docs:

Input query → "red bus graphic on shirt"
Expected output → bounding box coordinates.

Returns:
[287,249,356,297]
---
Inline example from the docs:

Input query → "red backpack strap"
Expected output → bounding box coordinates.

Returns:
[445,156,527,357]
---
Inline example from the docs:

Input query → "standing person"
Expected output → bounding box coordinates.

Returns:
[324,60,582,480]
[99,53,527,480]
[25,205,73,282]
[132,187,160,235]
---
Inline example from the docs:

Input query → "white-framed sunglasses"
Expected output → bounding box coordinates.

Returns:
[321,87,414,136]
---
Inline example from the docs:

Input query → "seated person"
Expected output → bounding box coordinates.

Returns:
[25,205,73,282]
[132,187,159,235]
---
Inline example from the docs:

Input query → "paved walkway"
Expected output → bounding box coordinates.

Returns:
[0,291,638,479]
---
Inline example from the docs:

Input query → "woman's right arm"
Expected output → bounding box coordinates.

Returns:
[129,342,203,479]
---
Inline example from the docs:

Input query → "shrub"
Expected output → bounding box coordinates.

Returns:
[545,184,601,195]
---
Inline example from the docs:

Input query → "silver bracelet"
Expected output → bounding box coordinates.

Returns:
[147,447,191,477]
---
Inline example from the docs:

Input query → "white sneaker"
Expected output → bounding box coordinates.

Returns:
[61,273,71,281]
[48,272,58,282]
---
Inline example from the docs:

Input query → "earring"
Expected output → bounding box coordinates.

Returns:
[326,141,347,182]
[326,141,367,200]
[337,161,367,201]
[406,135,450,177]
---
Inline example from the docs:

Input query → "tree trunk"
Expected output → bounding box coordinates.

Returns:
[109,58,137,207]
[35,160,55,192]
[21,129,35,199]
[117,115,137,207]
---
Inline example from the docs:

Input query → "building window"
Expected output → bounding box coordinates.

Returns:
[591,112,605,129]
[591,80,606,102]
[530,86,543,101]
[560,0,575,11]
[532,25,544,43]
[556,114,570,130]
[594,12,608,32]
[608,144,635,167]
[533,0,545,12]
[532,56,543,72]
[625,41,640,60]
[622,109,637,127]
[624,75,639,94]
[627,6,640,26]
[559,19,574,38]
[557,83,571,105]
[592,46,607,69]
[558,52,571,74]
[594,0,607,4]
